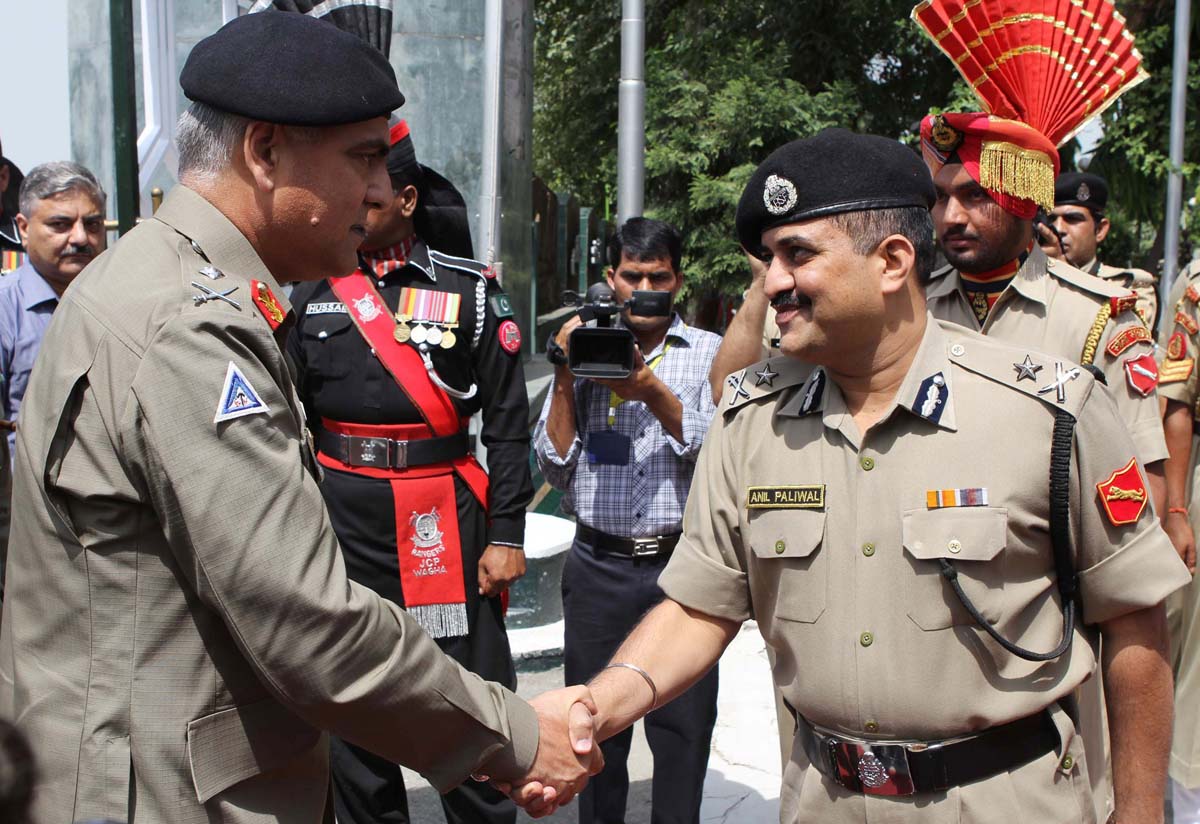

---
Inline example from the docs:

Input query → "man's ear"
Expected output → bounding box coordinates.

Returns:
[878,234,918,295]
[397,184,419,219]
[15,213,29,245]
[1095,215,1111,245]
[605,266,615,290]
[243,121,285,193]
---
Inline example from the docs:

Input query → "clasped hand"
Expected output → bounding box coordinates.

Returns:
[489,686,604,818]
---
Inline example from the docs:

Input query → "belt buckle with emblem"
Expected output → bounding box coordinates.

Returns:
[827,739,918,797]
[631,538,660,558]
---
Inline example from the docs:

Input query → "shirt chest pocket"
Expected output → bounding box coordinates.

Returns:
[299,314,358,379]
[747,509,827,624]
[902,507,1008,631]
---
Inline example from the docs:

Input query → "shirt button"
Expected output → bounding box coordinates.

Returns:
[635,512,643,519]
[774,540,786,555]
[951,343,966,357]
[860,456,875,471]
[948,539,962,553]
[864,720,879,733]
[317,330,328,340]
[862,542,875,557]
[378,280,386,287]
[1060,754,1075,772]
[860,631,874,647]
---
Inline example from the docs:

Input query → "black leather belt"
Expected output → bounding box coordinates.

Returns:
[797,711,1059,796]
[317,429,469,470]
[576,524,681,558]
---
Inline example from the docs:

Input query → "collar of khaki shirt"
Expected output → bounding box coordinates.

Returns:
[926,245,1051,309]
[153,185,294,319]
[776,314,960,445]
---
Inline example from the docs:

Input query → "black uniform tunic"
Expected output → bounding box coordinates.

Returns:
[287,240,532,824]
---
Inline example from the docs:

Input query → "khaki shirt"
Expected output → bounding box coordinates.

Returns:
[0,186,537,824]
[1156,260,1200,787]
[1087,258,1159,335]
[926,246,1168,468]
[661,318,1188,823]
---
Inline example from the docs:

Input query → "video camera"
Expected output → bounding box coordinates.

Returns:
[552,283,672,379]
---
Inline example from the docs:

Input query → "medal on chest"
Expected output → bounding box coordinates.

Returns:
[395,287,461,349]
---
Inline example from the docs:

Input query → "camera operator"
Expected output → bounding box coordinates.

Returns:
[533,217,722,824]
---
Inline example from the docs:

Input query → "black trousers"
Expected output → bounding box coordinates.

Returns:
[322,466,516,824]
[562,534,719,824]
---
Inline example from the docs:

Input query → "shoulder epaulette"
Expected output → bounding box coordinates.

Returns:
[428,249,492,280]
[722,356,813,415]
[944,325,1092,418]
[1046,257,1130,300]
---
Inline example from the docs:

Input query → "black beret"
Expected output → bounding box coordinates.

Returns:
[736,128,935,252]
[1054,171,1107,211]
[181,11,404,126]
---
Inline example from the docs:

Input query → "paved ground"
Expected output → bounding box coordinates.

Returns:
[400,622,783,823]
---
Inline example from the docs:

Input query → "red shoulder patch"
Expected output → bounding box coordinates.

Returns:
[1109,294,1138,316]
[497,319,522,354]
[1176,311,1199,336]
[251,280,286,330]
[1096,458,1148,526]
[1105,325,1150,357]
[1168,331,1187,360]
[1124,353,1158,397]
[1187,285,1200,304]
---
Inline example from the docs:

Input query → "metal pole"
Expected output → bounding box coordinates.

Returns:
[616,0,645,224]
[110,0,140,236]
[478,0,505,268]
[1160,0,1192,319]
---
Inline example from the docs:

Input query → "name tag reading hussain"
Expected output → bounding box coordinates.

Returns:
[746,485,826,510]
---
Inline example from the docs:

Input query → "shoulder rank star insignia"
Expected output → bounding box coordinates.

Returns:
[251,280,286,330]
[1105,325,1151,357]
[1096,458,1148,526]
[1012,355,1043,382]
[214,361,270,424]
[1124,353,1158,397]
[754,363,779,387]
[1109,295,1138,316]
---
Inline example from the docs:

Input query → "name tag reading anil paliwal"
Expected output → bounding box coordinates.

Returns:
[746,485,826,510]
[926,487,989,509]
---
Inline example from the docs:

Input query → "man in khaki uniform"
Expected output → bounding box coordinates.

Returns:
[1039,172,1159,335]
[514,130,1189,823]
[0,13,598,824]
[1153,258,1200,822]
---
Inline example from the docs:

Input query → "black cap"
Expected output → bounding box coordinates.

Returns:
[1054,171,1108,212]
[736,128,935,252]
[180,11,404,126]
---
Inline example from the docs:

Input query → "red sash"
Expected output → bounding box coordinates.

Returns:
[327,272,489,504]
[327,272,495,634]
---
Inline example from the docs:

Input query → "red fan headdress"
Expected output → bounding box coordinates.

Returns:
[913,0,1148,217]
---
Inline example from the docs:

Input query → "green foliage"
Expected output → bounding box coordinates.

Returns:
[534,0,1200,304]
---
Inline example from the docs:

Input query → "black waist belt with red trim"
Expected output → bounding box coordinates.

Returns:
[317,419,470,470]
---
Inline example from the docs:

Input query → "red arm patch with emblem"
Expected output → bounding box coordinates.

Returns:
[1096,458,1148,526]
[1124,353,1158,397]
[1176,311,1200,336]
[1105,325,1151,357]
[1187,285,1200,304]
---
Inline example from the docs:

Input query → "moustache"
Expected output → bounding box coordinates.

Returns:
[61,245,95,258]
[940,229,980,244]
[771,294,801,311]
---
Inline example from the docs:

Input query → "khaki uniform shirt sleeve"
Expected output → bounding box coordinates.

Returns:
[657,405,753,622]
[1097,314,1168,465]
[1157,273,1199,407]
[1073,381,1191,625]
[122,308,537,789]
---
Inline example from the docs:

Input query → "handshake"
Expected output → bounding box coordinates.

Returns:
[485,685,606,819]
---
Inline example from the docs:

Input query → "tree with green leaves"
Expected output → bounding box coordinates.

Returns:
[534,0,1198,313]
